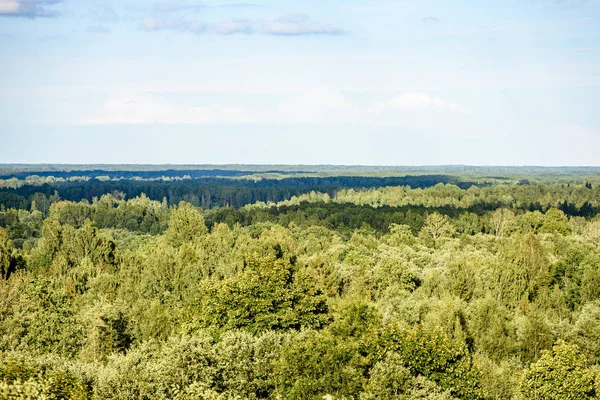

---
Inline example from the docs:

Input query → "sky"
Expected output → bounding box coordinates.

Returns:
[1,0,599,165]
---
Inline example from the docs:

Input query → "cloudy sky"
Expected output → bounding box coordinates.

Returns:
[1,0,599,165]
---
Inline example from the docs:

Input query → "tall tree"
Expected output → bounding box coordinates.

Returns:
[490,208,515,237]
[0,226,14,279]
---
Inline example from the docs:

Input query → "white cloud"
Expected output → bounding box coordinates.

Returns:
[141,13,345,36]
[262,13,344,35]
[262,21,344,36]
[373,92,468,113]
[142,16,206,33]
[82,93,254,125]
[151,0,261,13]
[211,20,255,35]
[76,88,474,127]
[0,0,19,13]
[0,0,61,17]
[79,89,362,126]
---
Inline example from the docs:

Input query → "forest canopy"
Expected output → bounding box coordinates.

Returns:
[0,165,599,399]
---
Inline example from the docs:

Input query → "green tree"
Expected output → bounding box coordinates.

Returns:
[516,211,544,234]
[541,208,571,235]
[199,251,330,333]
[381,325,482,399]
[490,208,515,237]
[361,352,413,399]
[507,233,550,301]
[519,341,596,400]
[361,352,453,400]
[385,223,416,246]
[569,301,600,363]
[0,277,83,358]
[80,299,132,362]
[0,352,87,400]
[165,202,208,247]
[277,329,365,399]
[0,227,15,279]
[468,296,517,361]
[419,212,455,248]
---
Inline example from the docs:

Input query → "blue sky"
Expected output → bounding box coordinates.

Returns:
[1,0,599,165]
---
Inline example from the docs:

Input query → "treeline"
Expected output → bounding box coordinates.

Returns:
[0,169,261,180]
[0,175,475,210]
[1,179,599,216]
[2,164,600,178]
[330,182,600,209]
[2,188,599,250]
[207,200,600,236]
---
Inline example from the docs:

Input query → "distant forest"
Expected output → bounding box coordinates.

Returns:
[0,174,477,210]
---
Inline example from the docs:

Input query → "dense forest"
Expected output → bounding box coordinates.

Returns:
[1,166,600,399]
[0,175,479,211]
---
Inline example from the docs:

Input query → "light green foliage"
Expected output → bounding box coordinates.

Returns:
[46,194,168,234]
[0,226,15,279]
[0,352,88,400]
[214,330,286,398]
[60,220,116,266]
[0,209,44,249]
[419,212,456,247]
[548,239,593,311]
[40,219,61,256]
[402,376,457,400]
[586,219,600,237]
[385,223,416,246]
[360,352,416,399]
[489,208,515,237]
[474,354,520,400]
[468,296,517,362]
[28,219,116,277]
[419,296,471,345]
[50,200,93,228]
[371,244,420,297]
[91,334,218,399]
[198,250,329,333]
[0,378,50,400]
[91,330,285,399]
[165,201,208,246]
[501,233,550,303]
[519,341,596,399]
[445,257,477,301]
[569,301,600,363]
[380,326,482,399]
[516,211,545,234]
[277,329,366,399]
[541,208,571,235]
[0,178,599,399]
[360,352,454,400]
[80,300,132,362]
[581,258,600,304]
[515,305,555,363]
[0,276,83,358]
